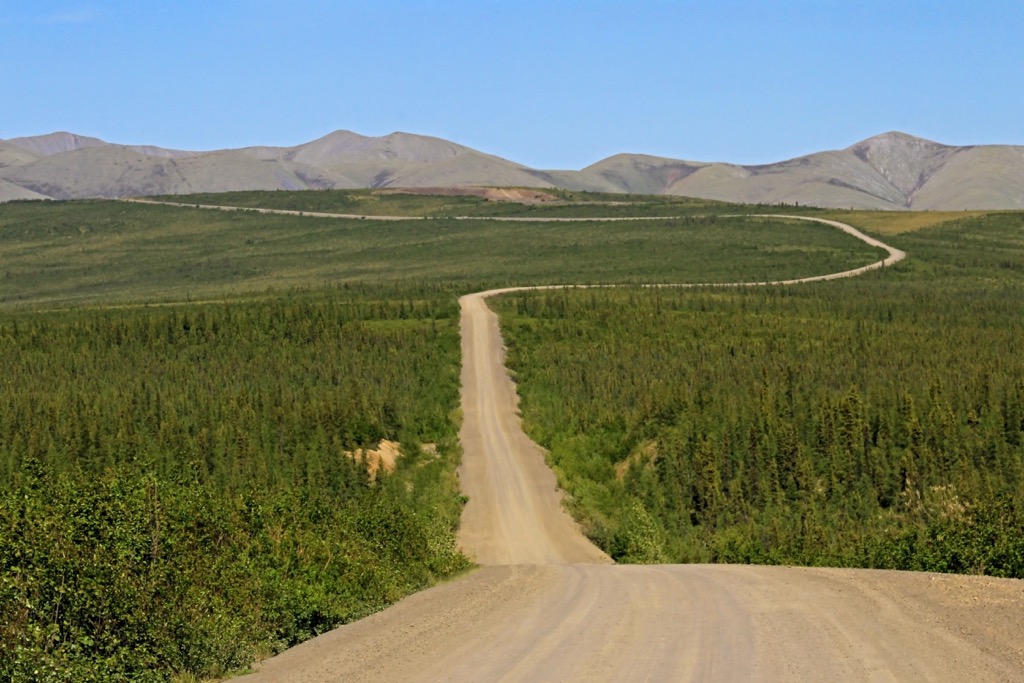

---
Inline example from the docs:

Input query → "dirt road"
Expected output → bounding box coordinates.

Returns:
[245,216,1023,682]
[456,289,612,565]
[247,562,1023,682]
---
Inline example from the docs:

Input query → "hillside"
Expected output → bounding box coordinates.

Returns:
[1,130,1023,209]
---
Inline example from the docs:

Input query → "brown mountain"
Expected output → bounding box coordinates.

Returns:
[562,132,1024,210]
[1,130,1021,209]
[239,130,553,189]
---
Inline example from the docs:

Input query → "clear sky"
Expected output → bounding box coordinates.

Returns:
[3,1,1023,169]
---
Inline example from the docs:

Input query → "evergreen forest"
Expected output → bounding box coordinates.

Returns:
[495,212,1024,573]
[0,192,1021,681]
[0,286,468,681]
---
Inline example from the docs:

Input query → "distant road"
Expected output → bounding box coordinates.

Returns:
[159,204,1017,682]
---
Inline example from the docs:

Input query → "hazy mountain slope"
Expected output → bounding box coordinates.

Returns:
[170,151,359,193]
[0,141,40,169]
[295,130,476,166]
[671,167,897,210]
[535,169,624,193]
[0,146,356,199]
[663,150,906,210]
[0,179,46,201]
[307,131,548,188]
[569,154,707,195]
[8,131,196,161]
[2,129,1023,208]
[235,130,542,188]
[564,149,904,209]
[846,131,959,199]
[371,153,557,189]
[909,146,1024,209]
[7,132,109,156]
[238,130,385,165]
[577,133,1024,210]
[241,130,494,168]
[122,144,196,159]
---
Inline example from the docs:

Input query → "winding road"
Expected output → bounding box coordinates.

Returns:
[235,213,1024,682]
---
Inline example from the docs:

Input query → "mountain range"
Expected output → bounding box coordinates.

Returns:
[1,130,1022,210]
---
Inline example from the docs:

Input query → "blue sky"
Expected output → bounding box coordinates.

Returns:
[3,1,1023,168]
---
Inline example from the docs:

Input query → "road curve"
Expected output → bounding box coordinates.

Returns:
[239,214,1024,682]
[121,201,903,274]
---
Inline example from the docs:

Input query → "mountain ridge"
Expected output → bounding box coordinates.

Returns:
[1,129,1021,210]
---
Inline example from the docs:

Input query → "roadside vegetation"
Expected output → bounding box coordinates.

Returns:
[494,212,1024,574]
[0,191,1017,681]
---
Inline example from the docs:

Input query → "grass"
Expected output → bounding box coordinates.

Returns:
[815,209,992,235]
[0,199,887,307]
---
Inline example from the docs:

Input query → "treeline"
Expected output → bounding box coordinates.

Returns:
[495,214,1024,576]
[0,285,469,681]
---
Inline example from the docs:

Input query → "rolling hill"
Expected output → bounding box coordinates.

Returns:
[1,129,1022,209]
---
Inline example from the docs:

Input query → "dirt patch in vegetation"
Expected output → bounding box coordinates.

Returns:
[373,186,560,203]
[347,440,402,480]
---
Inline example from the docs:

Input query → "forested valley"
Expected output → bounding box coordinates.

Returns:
[1,192,1020,681]
[495,212,1024,574]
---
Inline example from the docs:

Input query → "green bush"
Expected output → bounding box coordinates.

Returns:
[0,289,470,681]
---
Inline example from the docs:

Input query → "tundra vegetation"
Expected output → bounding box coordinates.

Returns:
[0,191,1019,681]
[0,198,881,307]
